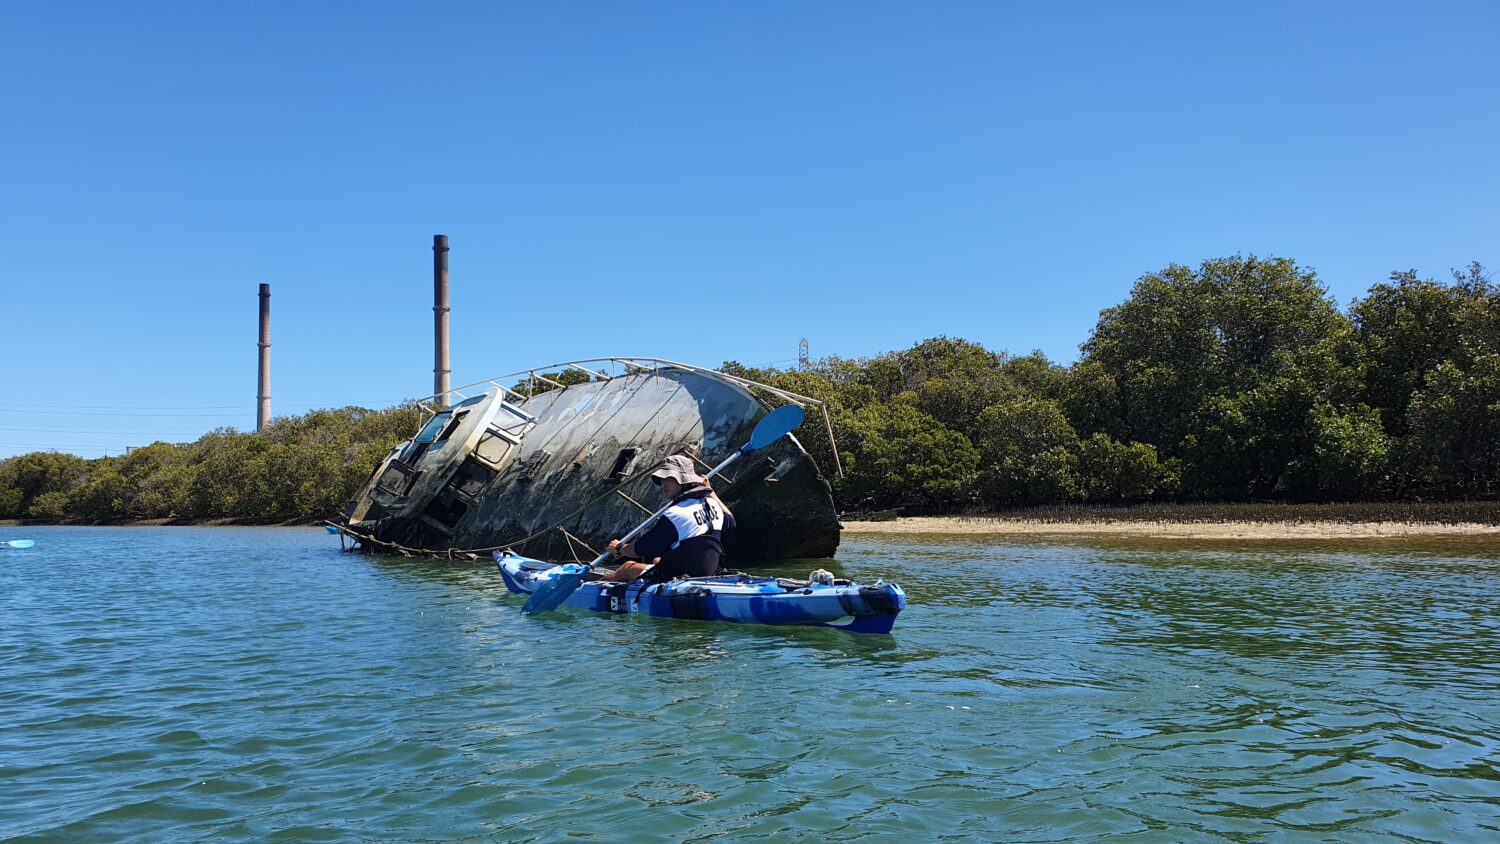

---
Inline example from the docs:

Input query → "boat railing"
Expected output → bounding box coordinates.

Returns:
[411,357,843,477]
[419,358,821,409]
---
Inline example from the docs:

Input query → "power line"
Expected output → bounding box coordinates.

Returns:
[0,426,221,435]
[0,402,244,410]
[0,403,405,418]
[0,408,248,418]
[0,400,402,410]
[1,442,162,451]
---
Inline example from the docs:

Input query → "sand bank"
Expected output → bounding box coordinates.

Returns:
[842,516,1500,540]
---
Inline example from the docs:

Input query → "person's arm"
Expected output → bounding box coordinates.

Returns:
[610,517,676,561]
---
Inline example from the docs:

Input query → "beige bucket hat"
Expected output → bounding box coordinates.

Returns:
[649,454,704,485]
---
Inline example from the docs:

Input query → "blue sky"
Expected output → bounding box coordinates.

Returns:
[2,1,1496,458]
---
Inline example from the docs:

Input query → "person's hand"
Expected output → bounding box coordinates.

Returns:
[606,539,622,557]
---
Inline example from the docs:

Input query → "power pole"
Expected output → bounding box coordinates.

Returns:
[798,338,809,370]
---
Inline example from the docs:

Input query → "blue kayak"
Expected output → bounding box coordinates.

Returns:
[494,552,906,634]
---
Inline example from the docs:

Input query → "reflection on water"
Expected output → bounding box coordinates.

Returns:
[2,526,1499,841]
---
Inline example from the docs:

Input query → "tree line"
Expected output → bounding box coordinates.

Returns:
[0,406,422,521]
[730,256,1499,511]
[2,255,1496,521]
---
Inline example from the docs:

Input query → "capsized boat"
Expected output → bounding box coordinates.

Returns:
[336,358,842,563]
[494,552,906,634]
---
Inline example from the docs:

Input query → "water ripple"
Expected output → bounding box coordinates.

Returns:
[2,527,1499,840]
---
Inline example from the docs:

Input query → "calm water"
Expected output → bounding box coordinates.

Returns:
[3,527,1499,842]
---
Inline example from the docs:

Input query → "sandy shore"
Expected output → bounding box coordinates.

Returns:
[842,516,1500,540]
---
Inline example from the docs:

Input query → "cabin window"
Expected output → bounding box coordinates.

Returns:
[414,411,451,444]
[492,403,533,440]
[423,492,468,527]
[474,430,513,465]
[450,458,496,499]
[376,462,419,496]
[608,448,638,480]
[435,409,471,442]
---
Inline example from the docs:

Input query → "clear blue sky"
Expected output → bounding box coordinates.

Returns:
[2,1,1496,459]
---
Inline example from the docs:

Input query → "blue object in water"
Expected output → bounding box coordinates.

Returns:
[3,539,36,549]
[496,552,905,634]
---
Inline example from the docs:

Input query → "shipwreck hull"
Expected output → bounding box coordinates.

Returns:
[343,363,841,562]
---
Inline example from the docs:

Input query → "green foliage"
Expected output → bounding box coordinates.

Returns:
[1404,353,1500,497]
[1351,262,1498,495]
[714,256,1493,512]
[1301,404,1391,499]
[837,401,978,510]
[0,451,88,518]
[1081,255,1366,500]
[973,399,1081,506]
[0,404,420,522]
[1351,270,1469,435]
[69,462,132,518]
[1076,434,1176,502]
[0,486,21,518]
[26,491,72,520]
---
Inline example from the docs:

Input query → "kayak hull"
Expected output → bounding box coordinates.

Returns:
[495,553,905,634]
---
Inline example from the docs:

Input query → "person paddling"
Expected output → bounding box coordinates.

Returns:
[604,455,735,583]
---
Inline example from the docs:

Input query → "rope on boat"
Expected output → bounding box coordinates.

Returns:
[613,488,653,515]
[325,458,664,562]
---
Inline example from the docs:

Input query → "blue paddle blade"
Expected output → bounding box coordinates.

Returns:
[521,568,589,614]
[325,525,339,534]
[5,540,35,549]
[744,405,805,452]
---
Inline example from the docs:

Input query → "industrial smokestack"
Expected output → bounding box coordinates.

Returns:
[433,234,451,407]
[257,283,271,431]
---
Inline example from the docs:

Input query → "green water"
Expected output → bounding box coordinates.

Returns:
[3,527,1498,841]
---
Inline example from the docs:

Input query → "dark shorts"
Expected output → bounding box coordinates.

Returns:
[641,536,724,584]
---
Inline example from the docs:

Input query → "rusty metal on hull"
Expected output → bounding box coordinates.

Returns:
[343,362,841,562]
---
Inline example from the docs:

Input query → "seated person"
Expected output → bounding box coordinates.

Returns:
[604,454,735,583]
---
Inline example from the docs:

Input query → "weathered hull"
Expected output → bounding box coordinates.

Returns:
[344,365,841,562]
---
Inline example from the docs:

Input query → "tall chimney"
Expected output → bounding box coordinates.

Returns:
[257,283,271,431]
[433,234,451,406]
